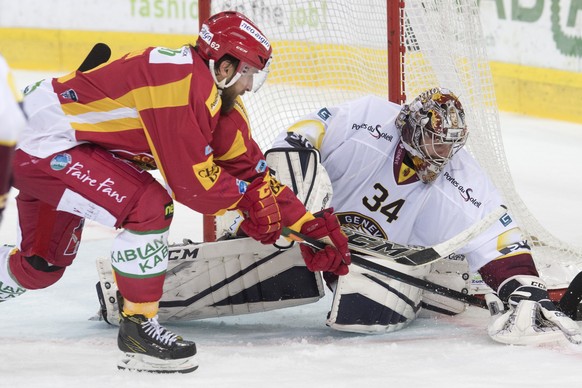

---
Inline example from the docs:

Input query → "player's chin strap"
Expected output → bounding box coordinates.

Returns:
[209,59,241,91]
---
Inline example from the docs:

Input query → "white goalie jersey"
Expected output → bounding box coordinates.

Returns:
[273,95,528,274]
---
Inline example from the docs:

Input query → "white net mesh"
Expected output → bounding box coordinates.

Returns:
[209,0,582,288]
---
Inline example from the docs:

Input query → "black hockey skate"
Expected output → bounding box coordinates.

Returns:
[117,312,198,373]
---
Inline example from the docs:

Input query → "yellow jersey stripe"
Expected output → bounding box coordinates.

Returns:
[62,74,192,117]
[133,74,192,110]
[214,130,247,161]
[71,116,142,132]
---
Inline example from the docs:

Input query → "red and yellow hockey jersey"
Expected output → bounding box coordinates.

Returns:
[18,45,306,223]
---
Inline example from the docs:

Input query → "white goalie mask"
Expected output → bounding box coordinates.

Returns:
[395,88,468,183]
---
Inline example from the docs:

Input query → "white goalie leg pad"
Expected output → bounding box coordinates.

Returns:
[327,258,431,334]
[160,239,323,321]
[421,253,471,316]
[95,238,324,324]
[265,147,333,213]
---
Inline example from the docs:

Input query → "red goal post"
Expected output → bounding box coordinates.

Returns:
[197,0,582,291]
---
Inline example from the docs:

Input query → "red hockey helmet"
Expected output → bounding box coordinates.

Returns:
[395,88,468,183]
[196,11,273,91]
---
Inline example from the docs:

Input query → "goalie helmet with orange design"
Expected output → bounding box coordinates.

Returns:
[196,11,273,92]
[395,87,468,183]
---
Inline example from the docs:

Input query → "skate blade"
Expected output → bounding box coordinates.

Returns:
[117,352,198,374]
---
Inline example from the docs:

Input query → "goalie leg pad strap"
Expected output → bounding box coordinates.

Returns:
[327,258,430,334]
[95,256,120,325]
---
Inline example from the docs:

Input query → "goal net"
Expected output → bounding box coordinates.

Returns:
[202,0,582,289]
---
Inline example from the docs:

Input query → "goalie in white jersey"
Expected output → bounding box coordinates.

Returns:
[270,87,581,345]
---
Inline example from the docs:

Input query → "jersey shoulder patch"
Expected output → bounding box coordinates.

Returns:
[149,46,193,65]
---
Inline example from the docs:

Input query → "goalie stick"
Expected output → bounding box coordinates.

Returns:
[285,205,507,267]
[355,256,488,309]
[283,228,488,309]
[284,223,582,315]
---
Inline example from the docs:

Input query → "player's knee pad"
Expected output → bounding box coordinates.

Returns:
[122,180,173,232]
[110,228,169,303]
[7,251,66,290]
[108,182,173,304]
[16,196,85,268]
[326,259,430,334]
[6,206,82,290]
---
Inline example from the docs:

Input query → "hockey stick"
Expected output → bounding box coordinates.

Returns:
[283,228,582,312]
[352,255,487,309]
[282,207,507,309]
[77,43,111,72]
[284,205,507,267]
[282,228,488,309]
[341,205,507,265]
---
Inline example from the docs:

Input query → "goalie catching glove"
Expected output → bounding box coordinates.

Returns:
[296,208,351,275]
[486,275,582,345]
[237,175,282,244]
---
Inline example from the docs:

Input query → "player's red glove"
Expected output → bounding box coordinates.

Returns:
[299,208,351,275]
[238,176,282,244]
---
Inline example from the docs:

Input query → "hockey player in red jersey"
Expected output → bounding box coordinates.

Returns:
[0,11,350,373]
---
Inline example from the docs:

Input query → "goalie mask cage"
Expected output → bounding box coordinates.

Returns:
[199,0,582,289]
